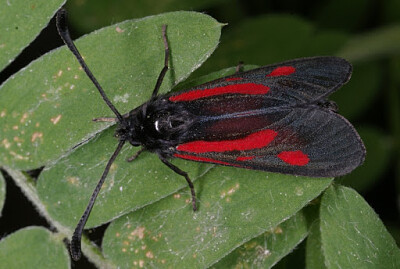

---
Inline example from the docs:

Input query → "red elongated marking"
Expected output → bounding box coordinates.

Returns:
[174,154,234,166]
[277,150,309,166]
[236,156,255,161]
[169,83,270,102]
[177,129,278,153]
[266,66,296,77]
[225,77,243,81]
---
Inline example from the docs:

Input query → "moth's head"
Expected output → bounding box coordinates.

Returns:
[115,117,141,147]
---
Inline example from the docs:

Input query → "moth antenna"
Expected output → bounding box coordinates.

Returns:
[151,24,169,99]
[70,140,126,261]
[56,8,124,122]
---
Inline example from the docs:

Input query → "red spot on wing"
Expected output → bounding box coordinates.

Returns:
[277,150,309,166]
[174,154,234,166]
[266,66,296,77]
[225,77,243,81]
[236,156,255,161]
[169,83,270,102]
[177,129,278,153]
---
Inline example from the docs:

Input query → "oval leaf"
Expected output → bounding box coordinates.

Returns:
[0,227,70,269]
[212,210,309,268]
[102,167,332,268]
[0,11,222,170]
[197,15,348,76]
[320,185,400,268]
[0,0,65,70]
[66,0,228,34]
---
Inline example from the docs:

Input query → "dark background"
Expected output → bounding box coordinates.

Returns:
[1,0,399,268]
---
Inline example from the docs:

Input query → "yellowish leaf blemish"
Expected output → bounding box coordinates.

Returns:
[110,163,117,171]
[116,26,125,33]
[50,114,62,125]
[146,251,154,259]
[130,226,145,240]
[57,70,63,77]
[20,113,28,123]
[295,186,304,196]
[274,226,283,234]
[9,151,28,160]
[67,177,79,185]
[31,132,43,143]
[221,183,240,201]
[12,125,18,130]
[0,110,6,117]
[2,139,11,149]
[173,193,181,199]
[13,137,23,144]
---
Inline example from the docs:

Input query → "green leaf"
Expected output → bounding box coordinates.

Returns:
[102,168,332,268]
[0,11,222,170]
[0,227,70,269]
[0,172,5,216]
[0,0,66,70]
[312,0,373,31]
[66,0,228,34]
[331,61,382,120]
[197,15,348,76]
[211,210,309,268]
[320,185,400,268]
[338,25,400,62]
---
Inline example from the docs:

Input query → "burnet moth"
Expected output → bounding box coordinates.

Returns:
[56,9,365,261]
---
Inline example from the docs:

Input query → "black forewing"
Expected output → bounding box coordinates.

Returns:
[167,56,365,177]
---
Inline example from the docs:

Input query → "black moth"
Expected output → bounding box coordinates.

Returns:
[56,9,365,260]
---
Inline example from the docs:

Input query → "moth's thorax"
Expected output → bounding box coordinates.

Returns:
[117,97,195,153]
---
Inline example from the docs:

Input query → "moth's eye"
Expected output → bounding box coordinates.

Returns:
[155,120,160,132]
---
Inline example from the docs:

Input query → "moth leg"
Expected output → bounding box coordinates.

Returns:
[159,157,197,211]
[235,61,244,73]
[92,117,117,122]
[126,148,145,162]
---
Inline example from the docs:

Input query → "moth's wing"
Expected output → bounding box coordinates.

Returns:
[167,56,364,177]
[168,56,352,105]
[174,107,365,177]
